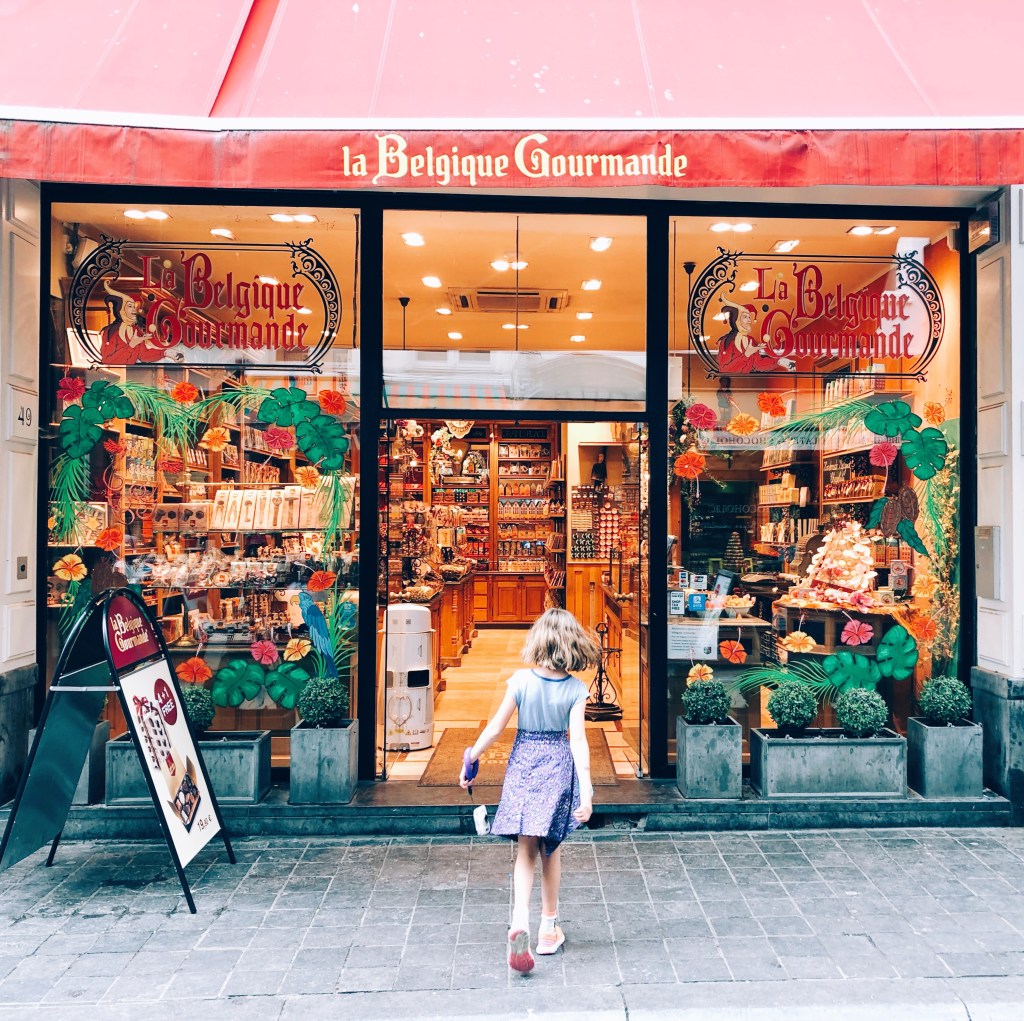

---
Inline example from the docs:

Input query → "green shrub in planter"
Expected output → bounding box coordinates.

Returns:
[918,676,972,725]
[682,679,732,725]
[179,683,216,736]
[835,688,888,738]
[767,681,817,733]
[297,675,349,728]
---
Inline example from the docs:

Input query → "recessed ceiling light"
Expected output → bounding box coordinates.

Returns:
[581,279,602,291]
[848,225,874,236]
[874,226,897,235]
[570,335,586,343]
[146,210,170,221]
[712,312,729,322]
[502,323,529,330]
[732,222,753,233]
[448,332,462,340]
[210,227,236,240]
[576,312,593,320]
[123,209,147,220]
[709,222,733,233]
[772,240,800,253]
[590,236,613,252]
[422,276,442,288]
[401,232,425,246]
[270,213,294,223]
[258,276,280,285]
[510,259,528,271]
[491,259,510,272]
[435,307,452,315]
[296,306,313,315]
[292,213,318,224]
[739,281,758,292]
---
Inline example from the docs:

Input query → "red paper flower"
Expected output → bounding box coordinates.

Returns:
[719,640,747,664]
[264,427,295,453]
[869,441,899,468]
[841,620,875,647]
[673,451,706,480]
[685,403,718,430]
[318,390,348,416]
[176,657,213,684]
[757,392,786,417]
[57,376,85,403]
[170,381,199,405]
[103,438,127,455]
[307,570,337,592]
[94,527,123,552]
[250,640,279,666]
[158,457,183,474]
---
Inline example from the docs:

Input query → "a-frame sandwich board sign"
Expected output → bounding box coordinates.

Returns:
[0,587,234,912]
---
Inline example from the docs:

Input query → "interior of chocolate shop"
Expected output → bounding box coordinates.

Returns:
[47,199,960,783]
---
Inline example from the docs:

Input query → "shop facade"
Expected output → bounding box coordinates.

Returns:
[0,126,1021,803]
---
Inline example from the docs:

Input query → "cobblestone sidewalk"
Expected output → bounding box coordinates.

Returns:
[1,828,1024,1019]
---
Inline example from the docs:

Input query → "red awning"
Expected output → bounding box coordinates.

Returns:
[2,0,1024,190]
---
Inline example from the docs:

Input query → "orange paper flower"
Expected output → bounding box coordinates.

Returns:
[176,657,213,684]
[307,570,337,592]
[94,527,123,552]
[170,381,200,405]
[726,413,759,436]
[687,663,714,683]
[200,426,230,452]
[53,554,87,582]
[673,451,706,480]
[296,466,321,490]
[284,638,313,662]
[757,392,786,417]
[909,616,938,642]
[781,631,816,654]
[318,390,347,416]
[923,402,945,426]
[719,640,747,665]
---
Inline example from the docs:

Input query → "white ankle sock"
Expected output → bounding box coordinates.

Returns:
[539,913,557,936]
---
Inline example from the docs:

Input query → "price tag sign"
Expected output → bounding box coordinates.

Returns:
[6,386,37,445]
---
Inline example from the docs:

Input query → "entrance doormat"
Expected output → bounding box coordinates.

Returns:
[418,727,619,787]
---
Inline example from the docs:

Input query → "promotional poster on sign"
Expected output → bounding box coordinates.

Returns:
[118,660,219,866]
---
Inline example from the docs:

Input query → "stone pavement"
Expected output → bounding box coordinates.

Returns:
[0,828,1023,1020]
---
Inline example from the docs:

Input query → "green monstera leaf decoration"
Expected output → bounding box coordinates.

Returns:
[295,413,350,470]
[875,624,919,681]
[265,662,311,710]
[895,518,928,556]
[257,386,319,427]
[822,649,882,693]
[900,427,948,481]
[59,404,105,458]
[211,659,265,708]
[864,400,922,438]
[81,380,134,421]
[866,497,887,530]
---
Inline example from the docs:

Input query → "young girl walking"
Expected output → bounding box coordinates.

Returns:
[459,607,600,974]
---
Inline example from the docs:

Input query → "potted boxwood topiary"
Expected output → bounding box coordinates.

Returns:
[907,676,982,797]
[289,674,358,804]
[179,683,216,737]
[750,681,906,798]
[676,678,741,799]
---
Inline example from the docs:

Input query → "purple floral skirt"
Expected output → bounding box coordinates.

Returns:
[490,729,581,855]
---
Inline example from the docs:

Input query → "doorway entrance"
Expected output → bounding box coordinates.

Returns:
[375,417,649,784]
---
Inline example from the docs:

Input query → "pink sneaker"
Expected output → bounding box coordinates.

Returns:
[508,928,535,973]
[536,924,565,955]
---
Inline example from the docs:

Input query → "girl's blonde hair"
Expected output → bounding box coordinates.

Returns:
[521,608,601,673]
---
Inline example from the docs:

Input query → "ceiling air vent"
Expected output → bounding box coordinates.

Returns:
[449,287,569,313]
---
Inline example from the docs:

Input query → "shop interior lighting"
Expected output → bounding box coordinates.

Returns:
[576,311,593,320]
[401,232,425,246]
[581,279,602,291]
[709,222,752,233]
[491,257,528,271]
[739,281,758,292]
[296,306,313,315]
[709,222,732,233]
[124,209,170,220]
[712,311,729,322]
[258,276,280,285]
[269,212,318,224]
[570,335,586,343]
[874,226,897,235]
[732,222,753,233]
[847,225,875,236]
[210,227,236,240]
[447,332,463,340]
[589,236,614,251]
[435,306,452,315]
[772,240,800,253]
[502,323,529,330]
[292,213,317,224]
[422,276,442,288]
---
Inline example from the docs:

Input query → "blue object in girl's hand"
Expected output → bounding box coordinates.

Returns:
[463,747,479,785]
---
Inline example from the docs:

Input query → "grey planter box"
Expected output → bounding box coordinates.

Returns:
[106,730,271,805]
[675,716,741,799]
[750,727,907,798]
[289,719,358,805]
[907,717,983,797]
[30,720,109,806]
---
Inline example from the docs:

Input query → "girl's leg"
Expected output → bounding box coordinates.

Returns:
[511,836,540,932]
[539,845,561,918]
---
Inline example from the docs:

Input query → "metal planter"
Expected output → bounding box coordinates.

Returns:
[907,718,983,797]
[675,717,742,799]
[288,719,358,805]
